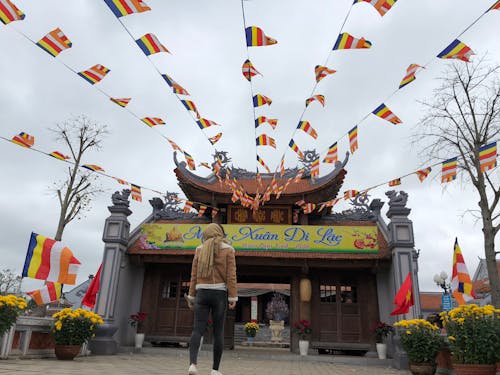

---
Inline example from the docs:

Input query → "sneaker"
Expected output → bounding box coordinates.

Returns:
[188,364,198,375]
[210,370,223,375]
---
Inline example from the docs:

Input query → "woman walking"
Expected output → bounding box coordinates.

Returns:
[186,223,238,375]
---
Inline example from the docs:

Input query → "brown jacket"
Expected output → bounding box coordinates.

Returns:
[188,242,238,302]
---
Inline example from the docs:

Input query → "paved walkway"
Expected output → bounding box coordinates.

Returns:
[0,347,409,375]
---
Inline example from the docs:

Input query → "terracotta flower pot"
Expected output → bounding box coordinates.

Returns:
[409,362,436,375]
[54,345,81,360]
[452,363,495,375]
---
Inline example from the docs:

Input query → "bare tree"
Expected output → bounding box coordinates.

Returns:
[414,57,500,307]
[0,269,22,295]
[51,115,107,241]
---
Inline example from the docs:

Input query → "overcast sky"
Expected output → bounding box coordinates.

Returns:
[0,0,499,295]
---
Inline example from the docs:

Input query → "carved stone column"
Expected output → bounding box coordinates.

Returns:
[89,190,132,355]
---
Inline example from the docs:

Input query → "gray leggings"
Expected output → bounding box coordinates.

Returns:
[189,289,227,370]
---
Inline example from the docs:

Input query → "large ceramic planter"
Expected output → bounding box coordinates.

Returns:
[452,363,495,375]
[55,345,81,360]
[376,343,387,359]
[409,362,436,375]
[298,340,309,356]
[269,320,284,342]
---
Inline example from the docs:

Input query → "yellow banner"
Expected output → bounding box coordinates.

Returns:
[140,224,378,253]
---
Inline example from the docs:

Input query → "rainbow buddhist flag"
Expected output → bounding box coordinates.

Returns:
[388,178,401,187]
[246,26,277,46]
[209,133,222,145]
[36,28,72,57]
[303,203,316,214]
[211,208,219,219]
[184,151,196,170]
[451,238,477,305]
[22,233,80,285]
[136,33,170,55]
[141,117,165,127]
[113,176,128,185]
[294,169,305,183]
[255,116,267,128]
[110,97,131,107]
[441,157,457,183]
[103,0,150,18]
[242,59,261,81]
[372,103,402,124]
[344,190,359,199]
[78,64,110,85]
[130,183,142,202]
[315,65,336,82]
[49,151,70,161]
[416,167,431,182]
[11,132,34,148]
[310,158,320,179]
[305,95,325,107]
[279,157,285,176]
[256,155,271,173]
[399,64,424,89]
[489,0,500,10]
[161,73,175,86]
[348,126,358,153]
[323,142,338,163]
[479,142,497,173]
[267,119,278,129]
[181,100,200,118]
[353,0,398,16]
[256,134,276,148]
[27,282,62,306]
[333,32,371,50]
[166,138,183,152]
[172,83,189,95]
[82,164,105,172]
[288,139,304,159]
[253,94,272,107]
[183,201,193,213]
[437,39,474,62]
[196,118,219,129]
[0,0,25,25]
[197,205,207,217]
[297,121,318,139]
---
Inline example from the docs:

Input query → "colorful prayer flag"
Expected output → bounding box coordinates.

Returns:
[399,64,424,89]
[110,97,131,107]
[141,117,165,127]
[479,142,497,173]
[323,142,338,163]
[166,138,183,152]
[181,100,200,118]
[136,33,170,55]
[0,0,25,25]
[131,183,142,202]
[288,139,304,159]
[209,133,222,145]
[315,65,336,82]
[253,94,272,107]
[36,28,72,57]
[81,264,101,309]
[11,132,34,148]
[255,116,267,128]
[297,121,318,139]
[184,151,196,170]
[267,119,279,129]
[305,95,325,108]
[256,134,276,148]
[22,232,81,285]
[78,64,111,85]
[388,178,401,187]
[245,26,277,46]
[103,0,150,18]
[451,238,477,305]
[310,158,320,179]
[183,201,193,213]
[437,39,474,62]
[372,103,402,124]
[279,157,285,177]
[333,32,371,50]
[390,272,414,315]
[161,73,175,86]
[348,126,358,153]
[113,176,128,185]
[294,169,305,183]
[49,151,70,161]
[416,167,431,182]
[211,207,219,218]
[256,172,263,188]
[27,282,62,306]
[489,0,500,10]
[82,164,104,172]
[172,83,189,95]
[441,157,457,183]
[344,190,359,199]
[257,155,271,173]
[199,162,211,169]
[242,59,262,81]
[196,118,219,129]
[353,0,398,16]
[303,203,316,214]
[197,205,207,217]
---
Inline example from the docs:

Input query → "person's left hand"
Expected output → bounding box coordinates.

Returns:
[228,301,236,310]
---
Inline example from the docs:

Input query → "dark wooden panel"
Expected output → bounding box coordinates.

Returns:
[228,205,291,224]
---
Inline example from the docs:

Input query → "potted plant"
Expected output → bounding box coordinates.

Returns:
[52,307,104,360]
[244,320,259,342]
[292,320,312,356]
[130,311,148,349]
[370,321,394,359]
[394,319,443,375]
[440,304,500,375]
[265,293,288,342]
[0,295,27,359]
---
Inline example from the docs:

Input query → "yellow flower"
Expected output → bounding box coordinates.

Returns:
[405,330,411,335]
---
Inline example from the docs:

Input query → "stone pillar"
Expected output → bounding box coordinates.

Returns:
[384,190,421,370]
[89,190,132,355]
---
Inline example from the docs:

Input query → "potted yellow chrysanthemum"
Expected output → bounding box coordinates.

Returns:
[0,295,27,359]
[52,308,104,360]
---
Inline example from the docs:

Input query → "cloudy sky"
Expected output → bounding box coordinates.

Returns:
[0,0,499,295]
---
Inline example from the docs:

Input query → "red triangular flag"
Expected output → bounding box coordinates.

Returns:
[81,264,102,309]
[390,272,414,316]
